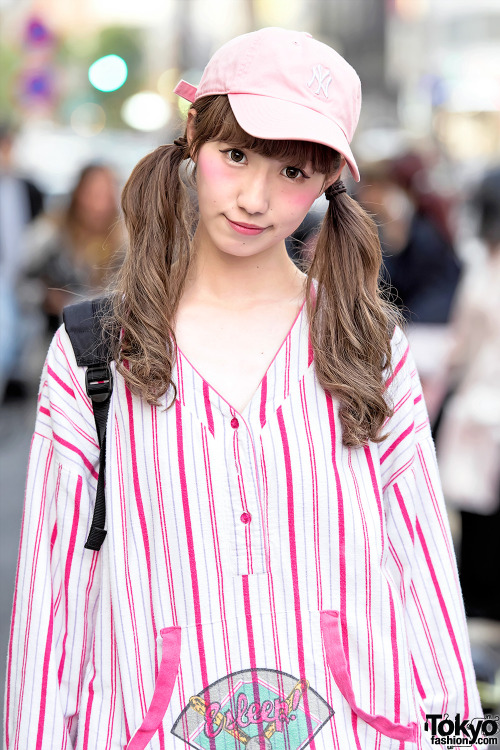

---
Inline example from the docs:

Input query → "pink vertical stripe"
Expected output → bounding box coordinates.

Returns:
[35,601,54,750]
[416,445,456,573]
[277,407,305,675]
[53,433,99,480]
[242,576,257,669]
[151,409,188,729]
[411,656,426,700]
[301,382,339,748]
[380,422,414,465]
[233,430,253,574]
[363,444,385,550]
[76,552,99,705]
[82,640,97,750]
[348,450,376,714]
[415,519,469,717]
[58,476,82,683]
[105,605,118,750]
[277,406,316,749]
[299,380,322,610]
[115,419,147,714]
[385,344,409,389]
[242,576,269,749]
[47,364,75,399]
[388,590,401,723]
[409,581,448,709]
[57,331,94,409]
[325,395,347,648]
[307,332,313,367]
[394,484,414,543]
[202,425,232,677]
[175,401,217,750]
[175,401,209,687]
[260,374,267,428]
[202,380,214,437]
[125,387,159,673]
[259,441,283,678]
[325,394,363,749]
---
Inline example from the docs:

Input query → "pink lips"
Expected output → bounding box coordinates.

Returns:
[225,217,267,236]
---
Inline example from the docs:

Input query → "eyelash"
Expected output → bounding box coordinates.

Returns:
[219,148,309,180]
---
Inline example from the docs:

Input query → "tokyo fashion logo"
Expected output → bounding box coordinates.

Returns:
[424,713,499,745]
[172,668,334,749]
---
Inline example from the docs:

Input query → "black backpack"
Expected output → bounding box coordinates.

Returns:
[63,297,113,551]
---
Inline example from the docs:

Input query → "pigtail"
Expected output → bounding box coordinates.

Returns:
[306,191,400,446]
[109,140,192,405]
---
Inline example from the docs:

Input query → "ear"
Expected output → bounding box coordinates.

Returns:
[186,108,197,149]
[323,156,347,192]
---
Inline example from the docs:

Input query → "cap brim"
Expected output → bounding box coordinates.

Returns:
[228,93,360,182]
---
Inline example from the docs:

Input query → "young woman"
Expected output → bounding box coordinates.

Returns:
[26,163,123,331]
[5,28,481,750]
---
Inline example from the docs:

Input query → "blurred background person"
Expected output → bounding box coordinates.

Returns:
[356,152,463,422]
[0,124,44,402]
[437,165,500,623]
[25,163,124,333]
[356,151,462,325]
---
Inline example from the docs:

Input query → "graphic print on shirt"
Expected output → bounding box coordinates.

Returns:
[171,668,334,749]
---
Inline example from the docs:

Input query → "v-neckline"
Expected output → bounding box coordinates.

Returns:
[174,297,308,421]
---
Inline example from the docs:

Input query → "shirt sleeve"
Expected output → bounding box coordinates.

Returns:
[4,326,102,750]
[378,327,482,744]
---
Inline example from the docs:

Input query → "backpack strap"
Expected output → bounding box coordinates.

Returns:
[63,297,113,552]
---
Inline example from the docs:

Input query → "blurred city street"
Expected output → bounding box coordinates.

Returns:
[0,324,46,734]
[0,399,35,720]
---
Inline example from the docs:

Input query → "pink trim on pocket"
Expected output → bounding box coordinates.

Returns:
[320,610,417,743]
[126,626,182,750]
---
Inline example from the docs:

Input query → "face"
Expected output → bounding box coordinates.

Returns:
[75,169,117,232]
[188,116,341,261]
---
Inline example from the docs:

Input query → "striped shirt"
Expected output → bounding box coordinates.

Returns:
[4,303,481,750]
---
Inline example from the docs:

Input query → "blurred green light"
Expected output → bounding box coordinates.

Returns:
[88,55,128,92]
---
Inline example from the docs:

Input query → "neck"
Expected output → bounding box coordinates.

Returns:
[184,235,306,308]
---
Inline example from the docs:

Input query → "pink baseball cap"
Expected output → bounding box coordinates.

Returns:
[174,27,362,181]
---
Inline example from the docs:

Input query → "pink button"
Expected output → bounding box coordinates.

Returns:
[240,512,251,524]
[230,417,239,429]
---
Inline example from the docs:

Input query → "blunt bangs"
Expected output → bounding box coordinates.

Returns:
[190,95,341,175]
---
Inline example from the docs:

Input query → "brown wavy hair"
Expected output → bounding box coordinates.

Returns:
[109,95,399,447]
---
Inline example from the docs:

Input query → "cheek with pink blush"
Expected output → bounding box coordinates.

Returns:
[197,149,227,185]
[284,182,324,209]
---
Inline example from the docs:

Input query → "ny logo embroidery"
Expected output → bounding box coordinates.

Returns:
[307,65,332,97]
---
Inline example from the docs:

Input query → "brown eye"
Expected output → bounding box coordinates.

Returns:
[283,166,304,180]
[228,149,246,163]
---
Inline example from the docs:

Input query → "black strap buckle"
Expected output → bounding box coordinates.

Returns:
[85,365,112,403]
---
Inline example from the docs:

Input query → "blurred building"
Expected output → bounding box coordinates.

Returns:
[313,0,393,124]
[387,0,500,169]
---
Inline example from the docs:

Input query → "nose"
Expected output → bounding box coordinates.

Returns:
[236,167,270,215]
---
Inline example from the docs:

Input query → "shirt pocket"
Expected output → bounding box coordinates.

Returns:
[126,626,181,750]
[320,610,418,745]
